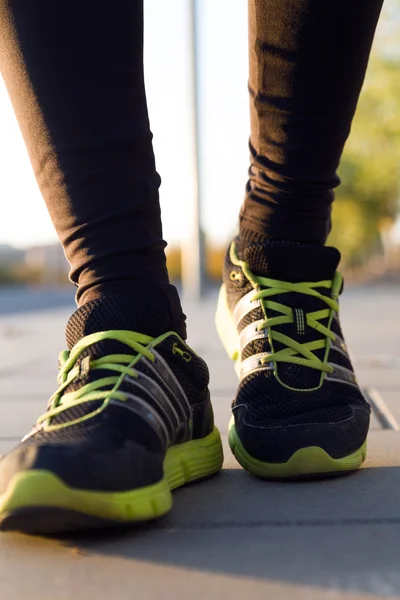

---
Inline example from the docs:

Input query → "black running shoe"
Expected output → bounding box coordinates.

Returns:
[0,296,223,534]
[216,238,369,479]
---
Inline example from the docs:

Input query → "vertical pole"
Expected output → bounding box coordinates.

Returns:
[181,0,205,301]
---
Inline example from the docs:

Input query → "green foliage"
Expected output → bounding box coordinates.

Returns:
[328,197,383,268]
[0,263,55,286]
[0,266,18,285]
[329,1,400,266]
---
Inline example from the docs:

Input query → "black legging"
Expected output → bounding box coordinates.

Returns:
[0,0,383,308]
[242,0,383,244]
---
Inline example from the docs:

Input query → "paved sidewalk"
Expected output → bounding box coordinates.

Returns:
[0,284,399,599]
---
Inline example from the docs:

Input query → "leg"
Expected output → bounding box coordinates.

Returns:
[241,0,383,244]
[217,0,383,478]
[0,0,182,328]
[0,0,223,533]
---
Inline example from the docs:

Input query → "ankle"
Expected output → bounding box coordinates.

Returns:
[68,283,187,346]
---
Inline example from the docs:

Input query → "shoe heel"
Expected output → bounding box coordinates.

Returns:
[215,285,241,376]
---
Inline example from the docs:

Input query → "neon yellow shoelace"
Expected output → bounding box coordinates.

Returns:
[251,276,338,373]
[37,330,155,430]
[236,252,341,374]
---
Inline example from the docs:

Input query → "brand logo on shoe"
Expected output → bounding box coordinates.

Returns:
[172,343,192,362]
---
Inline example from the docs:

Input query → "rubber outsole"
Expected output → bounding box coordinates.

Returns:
[0,427,223,534]
[228,417,367,479]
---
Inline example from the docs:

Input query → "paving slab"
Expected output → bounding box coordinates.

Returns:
[0,283,398,600]
[1,432,400,600]
[1,532,397,600]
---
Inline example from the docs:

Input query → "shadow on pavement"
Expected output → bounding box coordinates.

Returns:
[58,461,400,596]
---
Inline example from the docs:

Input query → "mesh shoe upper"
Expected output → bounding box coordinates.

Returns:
[223,238,370,436]
[0,296,214,492]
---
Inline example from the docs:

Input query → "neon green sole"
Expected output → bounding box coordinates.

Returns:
[228,417,367,478]
[0,427,223,525]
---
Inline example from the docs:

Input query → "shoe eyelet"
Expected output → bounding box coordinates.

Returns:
[230,271,241,282]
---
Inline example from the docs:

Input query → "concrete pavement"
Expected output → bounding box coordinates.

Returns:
[0,283,399,599]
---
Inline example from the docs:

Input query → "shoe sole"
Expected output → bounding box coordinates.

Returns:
[216,284,367,478]
[228,417,367,479]
[0,427,223,534]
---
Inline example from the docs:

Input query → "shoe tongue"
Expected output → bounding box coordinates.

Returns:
[241,240,341,391]
[242,241,341,282]
[65,293,172,350]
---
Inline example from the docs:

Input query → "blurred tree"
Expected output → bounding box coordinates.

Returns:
[329,0,400,266]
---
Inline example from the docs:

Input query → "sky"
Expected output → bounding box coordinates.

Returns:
[0,1,394,250]
[0,0,249,249]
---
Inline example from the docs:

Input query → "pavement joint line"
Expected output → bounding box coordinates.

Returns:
[364,387,400,431]
[155,518,400,530]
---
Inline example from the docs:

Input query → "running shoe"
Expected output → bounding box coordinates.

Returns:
[0,295,223,533]
[216,238,369,479]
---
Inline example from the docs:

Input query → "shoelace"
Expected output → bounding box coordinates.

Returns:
[37,330,155,430]
[238,256,342,373]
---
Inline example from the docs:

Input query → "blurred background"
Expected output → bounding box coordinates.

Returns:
[0,3,399,591]
[0,0,399,293]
